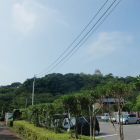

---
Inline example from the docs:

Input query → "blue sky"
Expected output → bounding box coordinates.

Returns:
[0,0,140,85]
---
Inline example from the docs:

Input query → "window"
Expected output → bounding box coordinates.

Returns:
[131,114,136,117]
[129,114,136,117]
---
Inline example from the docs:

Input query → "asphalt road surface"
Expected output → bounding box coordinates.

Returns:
[0,123,23,140]
[95,122,140,140]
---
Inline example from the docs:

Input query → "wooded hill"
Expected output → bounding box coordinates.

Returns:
[0,73,133,113]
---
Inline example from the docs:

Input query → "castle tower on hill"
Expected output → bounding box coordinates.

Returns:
[94,69,102,75]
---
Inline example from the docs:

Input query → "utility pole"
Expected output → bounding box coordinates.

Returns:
[25,98,28,108]
[32,75,36,105]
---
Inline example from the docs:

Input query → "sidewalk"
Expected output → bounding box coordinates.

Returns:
[0,123,23,140]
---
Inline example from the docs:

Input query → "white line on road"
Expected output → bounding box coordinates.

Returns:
[95,134,117,138]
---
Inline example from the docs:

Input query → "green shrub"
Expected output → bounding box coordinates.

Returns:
[13,109,22,121]
[8,119,13,127]
[12,120,103,140]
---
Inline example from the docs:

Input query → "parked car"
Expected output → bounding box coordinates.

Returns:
[52,114,70,127]
[62,116,100,135]
[109,112,128,122]
[117,114,140,124]
[101,113,109,121]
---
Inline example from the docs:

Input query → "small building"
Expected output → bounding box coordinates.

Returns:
[94,69,102,75]
[94,98,126,115]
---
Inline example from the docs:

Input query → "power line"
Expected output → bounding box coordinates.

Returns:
[53,0,122,73]
[36,0,109,77]
[37,0,118,77]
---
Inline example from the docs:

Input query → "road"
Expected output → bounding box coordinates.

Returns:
[95,122,140,140]
[0,123,23,140]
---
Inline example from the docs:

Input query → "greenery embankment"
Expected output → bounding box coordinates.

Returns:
[0,73,135,113]
[0,74,140,140]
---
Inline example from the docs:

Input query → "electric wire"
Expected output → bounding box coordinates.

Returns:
[35,0,109,77]
[51,0,122,74]
[38,0,117,77]
[53,0,122,73]
[37,0,118,77]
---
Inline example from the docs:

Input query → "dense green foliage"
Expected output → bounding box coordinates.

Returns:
[19,83,135,140]
[0,72,136,114]
[12,120,101,140]
[3,74,138,140]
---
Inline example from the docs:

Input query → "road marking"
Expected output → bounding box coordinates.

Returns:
[95,134,117,138]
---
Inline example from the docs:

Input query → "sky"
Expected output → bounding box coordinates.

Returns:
[0,0,140,85]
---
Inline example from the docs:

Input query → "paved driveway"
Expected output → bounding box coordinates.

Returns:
[95,122,140,140]
[0,123,23,140]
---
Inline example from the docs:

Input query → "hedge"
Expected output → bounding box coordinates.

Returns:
[12,120,102,140]
[8,119,13,127]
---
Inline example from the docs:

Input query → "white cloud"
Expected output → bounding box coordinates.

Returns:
[85,31,133,61]
[12,0,68,34]
[12,0,37,33]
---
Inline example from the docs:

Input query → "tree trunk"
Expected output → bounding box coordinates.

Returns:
[67,110,71,131]
[120,114,124,140]
[92,115,96,140]
[88,105,93,140]
[118,109,124,140]
[74,117,79,139]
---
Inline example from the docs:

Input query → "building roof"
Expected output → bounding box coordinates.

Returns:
[98,98,125,103]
